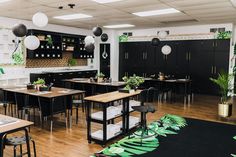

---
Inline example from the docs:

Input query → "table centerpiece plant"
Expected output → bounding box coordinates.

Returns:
[33,78,46,91]
[96,72,105,83]
[210,71,233,117]
[120,74,144,93]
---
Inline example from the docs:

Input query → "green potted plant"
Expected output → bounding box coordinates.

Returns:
[96,72,105,83]
[210,71,233,117]
[33,78,46,91]
[120,74,144,93]
[68,58,77,67]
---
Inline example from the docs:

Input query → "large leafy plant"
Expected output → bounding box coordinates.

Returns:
[210,71,233,104]
[122,74,144,90]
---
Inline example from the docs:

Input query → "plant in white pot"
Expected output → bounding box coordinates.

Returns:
[120,74,144,93]
[33,78,46,91]
[96,72,105,83]
[210,71,233,117]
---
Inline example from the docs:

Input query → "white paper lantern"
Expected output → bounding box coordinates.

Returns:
[161,45,172,55]
[24,35,40,50]
[158,31,168,38]
[84,36,95,45]
[32,12,48,28]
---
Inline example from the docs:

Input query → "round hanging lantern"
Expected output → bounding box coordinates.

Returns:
[24,35,40,50]
[101,33,108,42]
[92,27,103,37]
[161,45,172,55]
[32,12,48,28]
[84,36,95,45]
[12,23,28,37]
[151,38,160,46]
[85,43,95,53]
[158,31,168,38]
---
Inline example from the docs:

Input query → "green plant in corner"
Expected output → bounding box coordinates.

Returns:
[122,74,144,90]
[68,58,77,67]
[209,71,233,104]
[33,78,45,85]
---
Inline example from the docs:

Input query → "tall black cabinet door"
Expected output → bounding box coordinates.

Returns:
[157,41,177,76]
[188,40,214,94]
[100,44,110,78]
[175,41,189,78]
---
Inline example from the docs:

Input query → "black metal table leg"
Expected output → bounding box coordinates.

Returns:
[24,128,31,157]
[86,101,91,143]
[102,104,107,145]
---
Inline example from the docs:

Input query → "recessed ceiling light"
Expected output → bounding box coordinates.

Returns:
[0,0,11,3]
[103,24,135,29]
[53,13,92,20]
[133,8,180,17]
[91,0,123,4]
[230,0,236,7]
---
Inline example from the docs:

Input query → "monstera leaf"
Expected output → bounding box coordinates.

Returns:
[160,114,187,130]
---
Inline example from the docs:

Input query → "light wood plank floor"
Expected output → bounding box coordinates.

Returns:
[2,94,236,157]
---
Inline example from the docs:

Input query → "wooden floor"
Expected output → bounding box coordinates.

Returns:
[2,94,236,157]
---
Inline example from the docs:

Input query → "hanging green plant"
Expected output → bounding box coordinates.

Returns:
[68,58,77,66]
[119,34,128,42]
[217,31,232,39]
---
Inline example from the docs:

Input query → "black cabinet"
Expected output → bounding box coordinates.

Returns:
[100,44,110,78]
[30,70,97,87]
[119,39,230,95]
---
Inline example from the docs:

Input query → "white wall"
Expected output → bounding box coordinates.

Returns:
[109,23,234,81]
[0,16,101,81]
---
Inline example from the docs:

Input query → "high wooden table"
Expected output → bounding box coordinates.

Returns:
[3,87,85,131]
[84,90,141,145]
[0,114,33,157]
[63,78,126,95]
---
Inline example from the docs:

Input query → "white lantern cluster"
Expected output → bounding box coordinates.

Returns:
[32,12,48,28]
[24,35,40,50]
[24,12,49,50]
[158,31,168,39]
[161,45,172,55]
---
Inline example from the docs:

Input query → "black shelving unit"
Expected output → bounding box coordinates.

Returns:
[26,29,94,59]
[85,92,141,146]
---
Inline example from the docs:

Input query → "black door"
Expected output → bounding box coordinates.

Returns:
[175,41,189,79]
[188,40,214,94]
[100,44,110,78]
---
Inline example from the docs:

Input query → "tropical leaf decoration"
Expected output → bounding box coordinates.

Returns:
[160,114,187,130]
[93,114,187,157]
[231,136,236,157]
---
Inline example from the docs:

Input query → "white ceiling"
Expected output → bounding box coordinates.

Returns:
[0,0,236,29]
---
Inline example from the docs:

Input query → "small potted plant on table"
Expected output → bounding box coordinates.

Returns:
[33,78,46,91]
[119,74,144,93]
[210,71,233,117]
[96,72,105,83]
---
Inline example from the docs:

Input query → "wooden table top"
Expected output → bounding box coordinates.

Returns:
[64,78,126,87]
[84,90,141,103]
[3,87,85,98]
[0,114,33,134]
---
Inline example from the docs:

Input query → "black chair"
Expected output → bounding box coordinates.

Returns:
[4,135,36,157]
[0,90,16,116]
[131,87,158,145]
